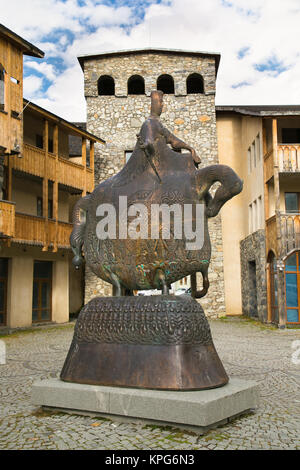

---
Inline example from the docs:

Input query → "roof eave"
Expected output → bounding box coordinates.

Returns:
[0,24,44,58]
[23,99,105,144]
[78,48,221,76]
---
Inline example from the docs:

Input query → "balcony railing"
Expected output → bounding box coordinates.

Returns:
[280,212,300,256]
[0,200,15,238]
[14,213,72,248]
[278,144,300,172]
[11,143,94,193]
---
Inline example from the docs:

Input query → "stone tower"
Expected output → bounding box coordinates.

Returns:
[79,48,225,318]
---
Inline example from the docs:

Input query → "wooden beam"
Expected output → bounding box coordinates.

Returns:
[90,140,95,172]
[262,121,267,157]
[42,119,49,251]
[5,41,11,152]
[82,137,87,196]
[53,124,58,252]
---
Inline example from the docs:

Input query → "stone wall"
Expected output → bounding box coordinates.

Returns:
[240,229,267,322]
[83,51,225,318]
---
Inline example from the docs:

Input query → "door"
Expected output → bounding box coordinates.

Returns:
[32,261,52,323]
[268,252,278,324]
[285,252,300,324]
[0,258,8,326]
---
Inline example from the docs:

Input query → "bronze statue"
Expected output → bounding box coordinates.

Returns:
[70,90,242,298]
[61,91,243,390]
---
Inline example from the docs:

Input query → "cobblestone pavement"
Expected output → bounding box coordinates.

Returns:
[0,318,299,450]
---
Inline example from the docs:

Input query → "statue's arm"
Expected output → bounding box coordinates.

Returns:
[162,126,201,165]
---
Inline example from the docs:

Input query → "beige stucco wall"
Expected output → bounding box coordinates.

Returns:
[7,255,33,327]
[52,258,69,323]
[23,109,70,158]
[216,113,264,315]
[12,175,42,215]
[11,175,70,222]
[1,245,71,328]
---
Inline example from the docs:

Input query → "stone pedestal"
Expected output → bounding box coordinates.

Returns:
[31,378,259,432]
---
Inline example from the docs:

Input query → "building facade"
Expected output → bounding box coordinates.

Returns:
[79,48,227,318]
[0,25,104,328]
[217,106,300,327]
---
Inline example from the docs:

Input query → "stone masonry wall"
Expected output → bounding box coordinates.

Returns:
[240,229,267,322]
[83,51,225,318]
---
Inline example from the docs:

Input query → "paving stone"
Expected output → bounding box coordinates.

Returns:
[0,319,299,449]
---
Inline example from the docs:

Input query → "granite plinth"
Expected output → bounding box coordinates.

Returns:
[31,378,259,432]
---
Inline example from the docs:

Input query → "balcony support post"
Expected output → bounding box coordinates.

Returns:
[82,137,87,196]
[42,119,49,251]
[53,124,59,252]
[90,140,94,173]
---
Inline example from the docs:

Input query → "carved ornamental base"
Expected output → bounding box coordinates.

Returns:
[60,295,229,391]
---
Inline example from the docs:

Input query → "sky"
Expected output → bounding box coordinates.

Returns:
[1,0,300,121]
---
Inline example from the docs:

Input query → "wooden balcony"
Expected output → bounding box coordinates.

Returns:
[0,200,15,238]
[278,144,300,172]
[11,143,94,193]
[14,212,72,249]
[280,213,300,256]
[266,212,300,258]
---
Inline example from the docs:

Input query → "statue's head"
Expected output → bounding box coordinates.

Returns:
[150,90,164,117]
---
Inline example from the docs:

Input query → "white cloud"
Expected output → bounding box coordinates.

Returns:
[23,75,43,97]
[24,61,56,81]
[32,64,86,121]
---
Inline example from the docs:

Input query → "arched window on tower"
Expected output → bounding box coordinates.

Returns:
[157,74,174,94]
[98,75,115,96]
[127,75,145,95]
[186,73,204,94]
[0,64,5,111]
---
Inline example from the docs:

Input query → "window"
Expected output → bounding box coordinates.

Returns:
[251,142,256,169]
[125,151,133,163]
[247,148,251,174]
[248,135,261,172]
[285,251,300,324]
[10,76,19,84]
[36,134,43,149]
[37,197,53,219]
[258,196,262,228]
[0,64,5,111]
[32,261,52,323]
[268,251,278,324]
[253,199,257,232]
[186,73,204,94]
[282,128,300,144]
[157,74,174,94]
[285,193,300,213]
[48,139,53,154]
[255,134,261,162]
[249,203,253,234]
[98,75,115,96]
[127,75,145,95]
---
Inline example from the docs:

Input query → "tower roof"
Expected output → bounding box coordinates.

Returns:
[78,48,221,76]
